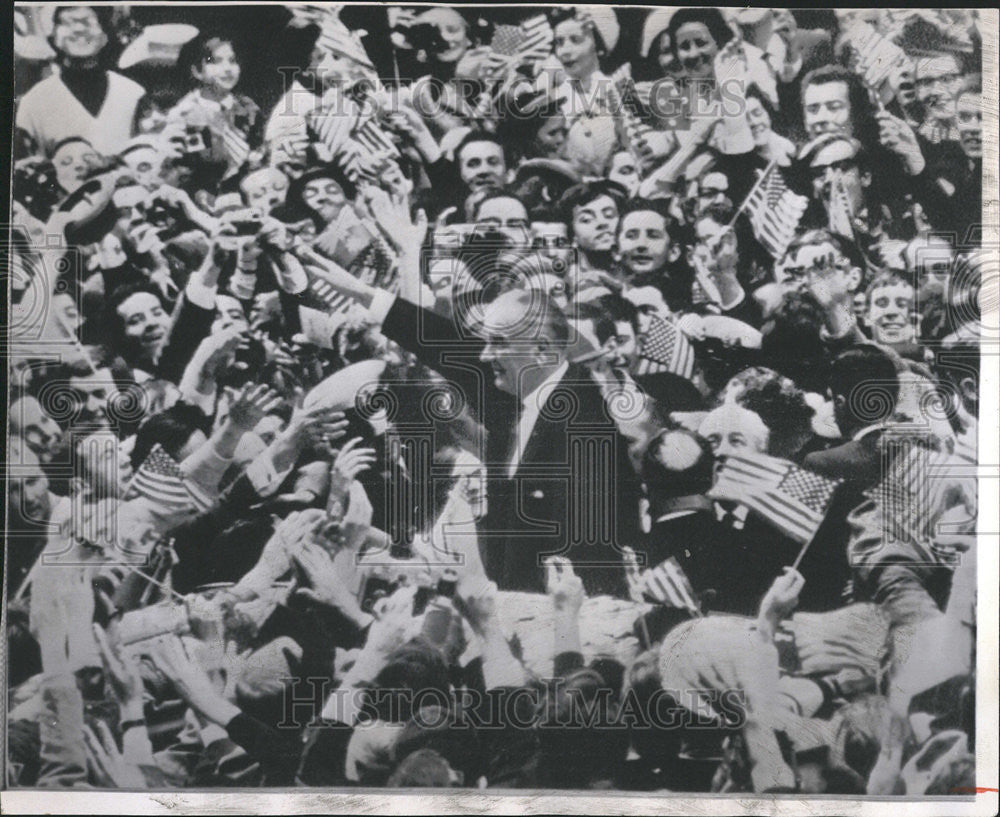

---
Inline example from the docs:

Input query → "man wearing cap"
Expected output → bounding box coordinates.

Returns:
[16,6,146,158]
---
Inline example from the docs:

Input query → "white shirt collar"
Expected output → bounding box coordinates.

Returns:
[509,361,570,478]
[522,361,570,409]
[852,423,884,442]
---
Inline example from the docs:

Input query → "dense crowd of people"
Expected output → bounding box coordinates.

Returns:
[7,5,985,794]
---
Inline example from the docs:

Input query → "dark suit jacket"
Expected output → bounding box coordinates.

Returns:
[646,497,853,616]
[380,297,641,596]
[802,431,884,494]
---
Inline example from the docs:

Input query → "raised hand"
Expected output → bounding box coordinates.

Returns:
[341,480,374,552]
[329,437,378,505]
[360,182,427,255]
[758,567,805,634]
[145,635,239,725]
[268,403,348,473]
[877,111,925,175]
[225,383,284,432]
[545,556,585,617]
[188,326,246,386]
[83,720,149,788]
[293,542,370,628]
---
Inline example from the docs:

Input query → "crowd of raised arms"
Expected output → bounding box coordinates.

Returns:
[7,5,984,794]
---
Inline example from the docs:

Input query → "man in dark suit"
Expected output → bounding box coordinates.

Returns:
[319,268,642,596]
[803,345,901,493]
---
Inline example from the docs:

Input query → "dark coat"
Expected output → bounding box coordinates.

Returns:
[380,297,642,596]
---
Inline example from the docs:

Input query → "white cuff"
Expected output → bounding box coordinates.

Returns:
[186,278,218,310]
[278,261,309,295]
[367,289,397,328]
[246,455,293,497]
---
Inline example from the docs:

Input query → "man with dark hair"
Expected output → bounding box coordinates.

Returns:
[799,64,872,142]
[617,198,692,311]
[454,131,509,197]
[803,344,900,490]
[640,426,717,570]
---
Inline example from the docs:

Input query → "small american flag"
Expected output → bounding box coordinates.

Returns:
[708,452,841,544]
[868,437,967,564]
[641,557,701,616]
[634,315,696,380]
[336,119,400,181]
[827,174,856,241]
[218,121,250,170]
[490,24,524,56]
[843,20,909,104]
[353,118,400,157]
[517,14,554,60]
[744,165,809,259]
[124,444,212,514]
[307,270,354,315]
[309,105,358,159]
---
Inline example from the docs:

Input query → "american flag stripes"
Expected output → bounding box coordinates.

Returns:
[868,437,968,564]
[309,105,358,159]
[827,174,856,241]
[217,122,250,170]
[307,271,355,315]
[843,20,910,105]
[353,118,400,158]
[634,315,696,380]
[124,444,213,514]
[707,452,841,544]
[516,14,554,60]
[641,557,701,615]
[743,164,809,259]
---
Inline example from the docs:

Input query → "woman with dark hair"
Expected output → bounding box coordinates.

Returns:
[167,33,263,180]
[655,8,779,155]
[16,6,146,158]
[496,92,568,164]
[665,7,735,83]
[745,84,796,166]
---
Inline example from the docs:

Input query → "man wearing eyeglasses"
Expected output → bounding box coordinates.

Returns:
[774,229,865,349]
[914,53,965,145]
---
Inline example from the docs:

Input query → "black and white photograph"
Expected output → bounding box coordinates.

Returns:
[3,4,997,813]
